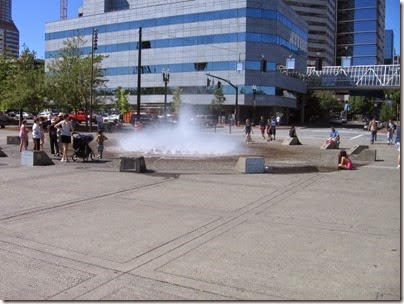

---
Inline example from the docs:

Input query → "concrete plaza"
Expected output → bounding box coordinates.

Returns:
[0,125,400,300]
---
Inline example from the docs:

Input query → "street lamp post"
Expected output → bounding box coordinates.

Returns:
[252,84,257,123]
[162,68,170,121]
[89,28,98,132]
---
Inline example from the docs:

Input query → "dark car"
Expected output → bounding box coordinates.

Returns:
[0,112,7,128]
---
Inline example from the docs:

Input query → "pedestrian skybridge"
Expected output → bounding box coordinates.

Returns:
[305,64,400,91]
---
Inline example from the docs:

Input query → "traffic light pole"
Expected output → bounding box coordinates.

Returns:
[206,73,239,125]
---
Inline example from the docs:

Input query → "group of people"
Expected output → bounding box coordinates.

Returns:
[257,116,278,141]
[18,113,108,161]
[243,116,301,144]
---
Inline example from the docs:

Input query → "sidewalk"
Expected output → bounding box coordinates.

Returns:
[0,127,400,300]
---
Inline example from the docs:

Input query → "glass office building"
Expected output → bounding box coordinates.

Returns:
[45,0,308,121]
[337,0,385,65]
[0,0,19,57]
[284,0,337,67]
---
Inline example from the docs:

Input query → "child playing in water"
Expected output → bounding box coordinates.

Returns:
[96,130,108,159]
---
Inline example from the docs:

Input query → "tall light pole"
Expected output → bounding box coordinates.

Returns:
[252,84,257,123]
[90,27,98,132]
[162,68,170,121]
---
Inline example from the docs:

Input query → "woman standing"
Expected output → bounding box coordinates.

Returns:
[55,113,74,162]
[18,119,29,152]
[31,117,42,151]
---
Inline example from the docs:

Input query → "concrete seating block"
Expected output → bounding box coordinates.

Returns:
[0,148,7,157]
[354,149,376,161]
[235,157,265,174]
[21,151,55,166]
[348,145,369,155]
[119,156,147,173]
[7,136,20,145]
[318,152,338,168]
[320,140,337,150]
[282,137,300,145]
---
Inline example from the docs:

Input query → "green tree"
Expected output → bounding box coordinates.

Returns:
[114,86,130,114]
[380,101,395,122]
[348,96,373,115]
[314,90,343,113]
[0,47,46,122]
[46,35,108,112]
[170,87,183,114]
[210,85,225,120]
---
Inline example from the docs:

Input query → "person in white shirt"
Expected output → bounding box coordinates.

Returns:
[54,114,74,162]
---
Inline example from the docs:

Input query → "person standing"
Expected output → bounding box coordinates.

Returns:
[31,117,42,151]
[276,115,281,126]
[368,118,378,144]
[18,119,29,152]
[270,116,277,140]
[55,113,74,162]
[96,130,108,159]
[47,118,60,156]
[387,119,396,145]
[258,116,266,140]
[395,125,400,169]
[243,119,253,143]
[266,118,273,141]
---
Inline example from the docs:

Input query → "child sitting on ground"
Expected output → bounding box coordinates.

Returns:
[337,150,353,170]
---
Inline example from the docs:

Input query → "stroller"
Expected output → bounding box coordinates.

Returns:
[72,133,95,162]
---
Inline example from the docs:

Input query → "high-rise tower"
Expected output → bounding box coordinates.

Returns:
[0,0,19,57]
[284,0,337,67]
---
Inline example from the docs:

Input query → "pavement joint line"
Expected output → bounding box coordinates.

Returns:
[121,175,322,272]
[0,176,176,221]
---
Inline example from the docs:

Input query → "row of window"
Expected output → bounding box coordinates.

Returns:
[45,31,307,59]
[46,7,307,43]
[101,60,277,77]
[99,84,277,97]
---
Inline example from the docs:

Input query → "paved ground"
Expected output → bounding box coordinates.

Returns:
[0,123,400,300]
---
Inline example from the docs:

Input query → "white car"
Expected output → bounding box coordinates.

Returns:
[15,112,33,120]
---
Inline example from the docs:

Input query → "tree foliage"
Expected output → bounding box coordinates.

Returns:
[313,90,343,112]
[210,85,225,118]
[348,96,373,115]
[114,86,130,114]
[170,87,183,114]
[46,35,108,112]
[0,47,46,115]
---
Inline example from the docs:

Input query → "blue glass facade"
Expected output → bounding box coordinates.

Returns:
[45,0,308,117]
[337,0,385,65]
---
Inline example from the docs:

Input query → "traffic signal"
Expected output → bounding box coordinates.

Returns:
[93,28,98,50]
[315,57,322,71]
[260,57,267,73]
[217,81,222,88]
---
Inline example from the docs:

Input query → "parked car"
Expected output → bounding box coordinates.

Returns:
[328,115,343,124]
[0,111,8,128]
[15,112,34,120]
[69,111,96,123]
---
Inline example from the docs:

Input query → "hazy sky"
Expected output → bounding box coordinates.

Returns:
[12,0,402,58]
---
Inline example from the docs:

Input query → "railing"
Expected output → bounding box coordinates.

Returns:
[306,64,400,90]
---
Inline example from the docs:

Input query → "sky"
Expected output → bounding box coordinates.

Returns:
[12,0,402,59]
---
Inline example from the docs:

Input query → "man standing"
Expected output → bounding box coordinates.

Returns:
[368,118,378,144]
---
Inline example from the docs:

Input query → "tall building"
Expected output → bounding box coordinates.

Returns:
[0,0,19,57]
[45,0,308,121]
[336,0,385,65]
[384,29,394,64]
[283,0,337,67]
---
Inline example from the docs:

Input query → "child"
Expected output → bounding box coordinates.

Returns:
[337,150,353,170]
[96,130,108,159]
